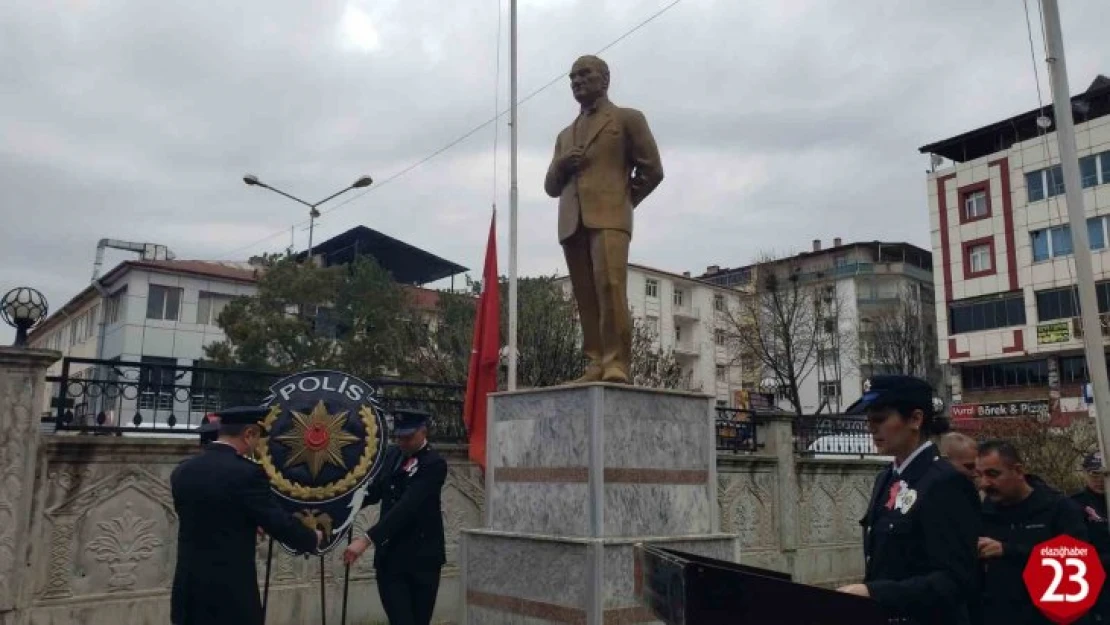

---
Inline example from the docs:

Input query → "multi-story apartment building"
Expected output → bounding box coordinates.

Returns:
[920,75,1110,424]
[556,264,746,405]
[702,240,936,414]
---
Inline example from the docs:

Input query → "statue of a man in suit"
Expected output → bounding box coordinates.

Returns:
[544,55,664,384]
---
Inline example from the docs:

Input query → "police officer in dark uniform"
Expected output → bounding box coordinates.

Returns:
[1072,452,1110,623]
[837,375,981,625]
[344,409,448,625]
[171,406,321,625]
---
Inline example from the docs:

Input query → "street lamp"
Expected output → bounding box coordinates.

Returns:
[242,173,374,261]
[1,287,49,347]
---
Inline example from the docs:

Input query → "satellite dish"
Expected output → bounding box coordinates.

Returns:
[1036,115,1053,129]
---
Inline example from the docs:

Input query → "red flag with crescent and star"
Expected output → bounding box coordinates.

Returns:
[463,211,500,473]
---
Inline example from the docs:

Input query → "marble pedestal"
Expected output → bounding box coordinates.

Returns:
[460,383,738,625]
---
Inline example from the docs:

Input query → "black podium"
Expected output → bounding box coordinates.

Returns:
[634,544,890,625]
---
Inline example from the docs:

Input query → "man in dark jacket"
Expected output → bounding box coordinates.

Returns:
[344,409,448,625]
[171,406,321,625]
[1072,452,1110,623]
[977,439,1090,625]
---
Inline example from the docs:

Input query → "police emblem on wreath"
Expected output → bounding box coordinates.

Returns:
[255,370,388,554]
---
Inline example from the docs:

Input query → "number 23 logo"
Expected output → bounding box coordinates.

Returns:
[1040,557,1090,603]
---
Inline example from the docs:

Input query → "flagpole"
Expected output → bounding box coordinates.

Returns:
[507,0,519,391]
[1041,0,1110,510]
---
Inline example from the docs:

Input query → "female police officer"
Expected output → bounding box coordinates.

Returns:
[836,375,981,625]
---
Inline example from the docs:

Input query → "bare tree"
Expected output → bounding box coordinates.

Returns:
[720,255,853,416]
[959,416,1098,494]
[630,318,698,391]
[860,283,940,388]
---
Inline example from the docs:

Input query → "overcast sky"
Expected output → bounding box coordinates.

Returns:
[3,0,1110,345]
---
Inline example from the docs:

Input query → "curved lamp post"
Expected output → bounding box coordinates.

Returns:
[1,287,49,347]
[242,174,373,260]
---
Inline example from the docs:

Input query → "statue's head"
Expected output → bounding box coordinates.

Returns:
[570,55,609,106]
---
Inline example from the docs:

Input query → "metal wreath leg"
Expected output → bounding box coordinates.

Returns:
[262,537,274,622]
[341,532,353,625]
[320,554,328,625]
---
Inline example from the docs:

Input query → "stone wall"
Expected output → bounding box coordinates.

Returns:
[0,350,885,625]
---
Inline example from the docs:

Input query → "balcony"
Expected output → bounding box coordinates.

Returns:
[673,305,700,321]
[673,341,701,358]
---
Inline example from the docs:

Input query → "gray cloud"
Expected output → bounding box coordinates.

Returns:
[3,0,1110,344]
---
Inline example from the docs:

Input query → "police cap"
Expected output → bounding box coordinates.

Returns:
[845,375,935,417]
[392,408,430,436]
[212,405,271,426]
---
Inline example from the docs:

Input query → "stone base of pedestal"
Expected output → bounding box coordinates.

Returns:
[459,530,736,625]
[460,383,739,625]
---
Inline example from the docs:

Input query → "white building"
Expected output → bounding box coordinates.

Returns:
[701,240,936,414]
[28,226,469,428]
[920,75,1110,424]
[556,264,747,406]
[29,259,262,426]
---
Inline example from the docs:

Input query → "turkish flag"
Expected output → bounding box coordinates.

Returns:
[463,212,500,473]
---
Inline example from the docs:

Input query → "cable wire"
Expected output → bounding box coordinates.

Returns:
[209,0,685,261]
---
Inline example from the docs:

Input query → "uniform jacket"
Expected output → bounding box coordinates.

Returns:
[544,97,663,243]
[1072,488,1110,623]
[861,443,982,625]
[979,477,1090,625]
[170,443,317,625]
[364,443,448,572]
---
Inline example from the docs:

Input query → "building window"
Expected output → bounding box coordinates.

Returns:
[196,292,234,326]
[645,315,660,337]
[713,294,725,312]
[716,365,726,381]
[1102,153,1110,185]
[822,317,836,334]
[83,306,98,340]
[959,182,991,223]
[146,285,182,321]
[1058,355,1110,385]
[962,237,995,278]
[645,279,658,298]
[674,326,682,343]
[960,359,1048,391]
[1030,218,1108,261]
[819,380,841,399]
[1036,282,1110,321]
[1027,165,1066,203]
[819,349,839,367]
[948,292,1026,335]
[105,287,127,324]
[1081,155,1099,188]
[715,329,727,346]
[673,289,685,307]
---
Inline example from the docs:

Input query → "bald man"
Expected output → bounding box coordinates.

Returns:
[939,432,978,481]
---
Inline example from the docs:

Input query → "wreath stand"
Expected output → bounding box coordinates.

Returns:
[261,533,355,625]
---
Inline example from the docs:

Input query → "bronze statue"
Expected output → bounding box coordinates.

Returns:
[544,55,664,384]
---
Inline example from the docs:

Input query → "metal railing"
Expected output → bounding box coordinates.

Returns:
[44,357,466,443]
[792,415,880,456]
[715,407,764,453]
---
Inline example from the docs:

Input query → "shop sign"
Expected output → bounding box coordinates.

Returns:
[950,400,1050,419]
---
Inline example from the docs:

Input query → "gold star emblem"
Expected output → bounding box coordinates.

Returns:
[274,400,360,479]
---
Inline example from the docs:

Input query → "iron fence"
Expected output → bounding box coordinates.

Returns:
[715,407,762,453]
[42,357,878,455]
[792,415,880,456]
[44,357,466,443]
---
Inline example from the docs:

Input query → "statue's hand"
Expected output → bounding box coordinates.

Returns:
[560,146,586,176]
